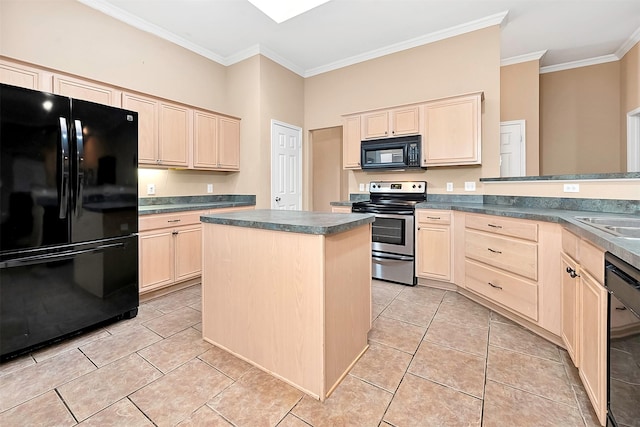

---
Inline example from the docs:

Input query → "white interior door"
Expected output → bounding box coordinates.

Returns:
[500,120,526,177]
[627,107,640,172]
[271,120,302,210]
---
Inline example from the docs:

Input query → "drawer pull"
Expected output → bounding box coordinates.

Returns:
[565,266,580,278]
[172,231,179,235]
[167,219,181,223]
[487,248,502,254]
[488,282,503,290]
[488,223,502,229]
[427,216,441,220]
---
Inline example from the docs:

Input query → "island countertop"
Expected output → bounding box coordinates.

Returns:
[200,209,375,235]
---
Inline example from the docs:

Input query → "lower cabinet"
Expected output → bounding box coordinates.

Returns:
[138,206,253,294]
[416,210,451,282]
[331,206,353,213]
[560,228,607,426]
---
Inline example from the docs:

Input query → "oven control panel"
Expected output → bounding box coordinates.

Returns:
[369,181,426,194]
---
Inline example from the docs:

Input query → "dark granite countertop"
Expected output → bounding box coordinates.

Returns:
[200,209,375,235]
[138,195,256,215]
[415,202,640,268]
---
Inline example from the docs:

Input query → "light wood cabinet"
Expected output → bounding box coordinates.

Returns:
[343,115,362,169]
[416,210,452,282]
[193,111,240,170]
[560,228,607,426]
[0,58,52,91]
[362,105,421,139]
[122,92,159,165]
[158,101,191,167]
[422,92,482,166]
[331,206,353,213]
[217,116,241,170]
[53,74,121,107]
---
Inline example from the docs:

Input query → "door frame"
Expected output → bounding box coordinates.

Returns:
[627,107,640,172]
[499,120,526,177]
[271,120,303,209]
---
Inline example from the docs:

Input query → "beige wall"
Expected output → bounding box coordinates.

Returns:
[500,60,540,175]
[540,61,621,175]
[304,26,501,196]
[620,42,640,170]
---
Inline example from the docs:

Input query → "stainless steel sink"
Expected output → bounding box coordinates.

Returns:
[575,216,640,239]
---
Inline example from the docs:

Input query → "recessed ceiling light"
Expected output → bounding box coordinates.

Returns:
[247,0,331,24]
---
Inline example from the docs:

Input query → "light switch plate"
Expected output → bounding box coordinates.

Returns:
[464,181,476,191]
[446,182,453,192]
[359,183,365,191]
[207,184,213,193]
[146,183,156,195]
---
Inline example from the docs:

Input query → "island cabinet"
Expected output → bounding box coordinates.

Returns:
[422,92,482,167]
[342,114,362,169]
[416,209,452,282]
[361,105,421,139]
[560,228,607,426]
[201,210,373,401]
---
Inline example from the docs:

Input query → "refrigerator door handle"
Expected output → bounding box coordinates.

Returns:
[59,117,70,219]
[0,242,125,269]
[74,120,85,217]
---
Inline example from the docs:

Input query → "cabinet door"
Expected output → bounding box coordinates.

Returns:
[0,59,52,91]
[53,75,121,107]
[158,102,190,167]
[123,92,159,165]
[193,110,218,169]
[391,106,420,136]
[361,111,389,139]
[416,224,451,281]
[343,115,361,169]
[560,253,579,366]
[423,93,481,166]
[218,117,240,170]
[579,270,608,426]
[174,226,202,282]
[139,230,175,292]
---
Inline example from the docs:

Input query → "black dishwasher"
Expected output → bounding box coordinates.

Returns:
[604,252,640,427]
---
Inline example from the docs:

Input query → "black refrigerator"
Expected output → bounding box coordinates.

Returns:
[0,84,139,361]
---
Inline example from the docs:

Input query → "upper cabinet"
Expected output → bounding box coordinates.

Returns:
[193,111,240,171]
[343,114,362,169]
[53,75,122,107]
[158,101,191,167]
[362,105,421,139]
[0,58,52,91]
[422,92,482,167]
[122,92,159,164]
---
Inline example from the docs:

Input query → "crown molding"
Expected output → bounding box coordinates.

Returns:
[539,54,619,74]
[500,50,547,67]
[78,0,226,64]
[304,10,509,77]
[616,25,640,59]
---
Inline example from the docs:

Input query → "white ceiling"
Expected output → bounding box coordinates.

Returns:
[80,0,640,77]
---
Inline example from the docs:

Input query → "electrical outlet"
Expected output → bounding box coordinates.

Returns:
[365,184,370,191]
[446,182,454,192]
[464,181,476,191]
[207,184,213,193]
[146,183,155,195]
[563,183,580,193]
[359,183,365,191]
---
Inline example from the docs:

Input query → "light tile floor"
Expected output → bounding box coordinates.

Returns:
[0,280,601,426]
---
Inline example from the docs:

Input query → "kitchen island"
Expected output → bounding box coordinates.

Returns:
[200,209,375,401]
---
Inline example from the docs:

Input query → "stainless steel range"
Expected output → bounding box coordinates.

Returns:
[352,181,426,286]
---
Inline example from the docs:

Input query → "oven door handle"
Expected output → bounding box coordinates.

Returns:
[372,252,414,262]
[355,208,414,215]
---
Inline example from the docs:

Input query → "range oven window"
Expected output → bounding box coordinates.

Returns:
[372,216,405,246]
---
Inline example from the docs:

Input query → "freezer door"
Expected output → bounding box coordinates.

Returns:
[0,84,72,252]
[0,235,138,360]
[70,99,138,243]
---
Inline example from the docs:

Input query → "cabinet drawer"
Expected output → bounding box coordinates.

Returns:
[561,228,579,260]
[417,210,451,225]
[465,229,538,280]
[579,239,604,283]
[465,259,538,321]
[139,210,207,232]
[466,214,538,242]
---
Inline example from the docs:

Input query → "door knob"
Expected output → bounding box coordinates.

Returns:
[275,197,281,202]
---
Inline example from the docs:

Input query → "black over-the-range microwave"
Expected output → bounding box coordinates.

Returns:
[360,135,423,170]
